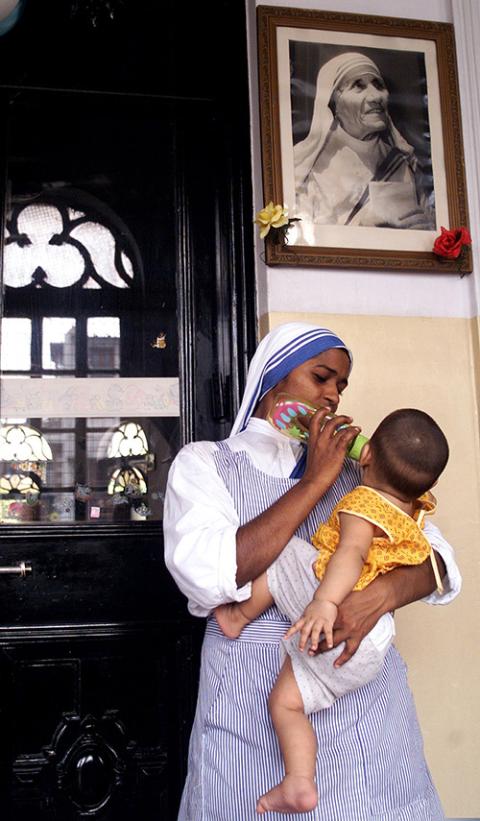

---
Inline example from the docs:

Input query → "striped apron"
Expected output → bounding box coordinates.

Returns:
[178,443,445,821]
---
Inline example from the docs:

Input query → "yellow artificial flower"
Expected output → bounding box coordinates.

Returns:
[255,202,289,239]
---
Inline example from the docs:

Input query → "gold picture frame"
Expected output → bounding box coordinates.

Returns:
[257,5,472,273]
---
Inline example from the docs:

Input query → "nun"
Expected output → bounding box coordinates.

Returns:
[164,322,460,820]
[294,52,435,229]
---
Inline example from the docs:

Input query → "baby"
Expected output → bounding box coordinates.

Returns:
[215,408,449,815]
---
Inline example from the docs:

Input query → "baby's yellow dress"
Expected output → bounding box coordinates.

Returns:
[312,485,436,590]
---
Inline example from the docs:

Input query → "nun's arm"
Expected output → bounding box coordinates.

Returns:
[235,473,332,588]
[236,417,358,587]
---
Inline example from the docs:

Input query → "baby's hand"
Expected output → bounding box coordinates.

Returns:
[284,599,338,654]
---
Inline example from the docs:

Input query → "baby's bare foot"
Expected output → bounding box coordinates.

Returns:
[256,775,318,815]
[214,603,250,639]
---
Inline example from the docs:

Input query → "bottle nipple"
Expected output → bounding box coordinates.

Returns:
[347,433,369,460]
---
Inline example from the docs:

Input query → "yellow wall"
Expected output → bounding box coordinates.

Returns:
[265,311,480,818]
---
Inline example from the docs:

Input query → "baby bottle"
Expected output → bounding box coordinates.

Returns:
[267,393,368,461]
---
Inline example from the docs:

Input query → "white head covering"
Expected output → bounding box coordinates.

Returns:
[294,51,415,188]
[230,322,352,436]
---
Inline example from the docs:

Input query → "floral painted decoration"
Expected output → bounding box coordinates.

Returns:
[433,226,472,261]
[255,202,300,245]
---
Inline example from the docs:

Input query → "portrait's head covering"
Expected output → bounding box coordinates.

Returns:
[294,51,415,187]
[230,322,352,436]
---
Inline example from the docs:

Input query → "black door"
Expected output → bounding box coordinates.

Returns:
[0,3,255,818]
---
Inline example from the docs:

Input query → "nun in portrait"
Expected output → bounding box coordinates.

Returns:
[294,52,435,230]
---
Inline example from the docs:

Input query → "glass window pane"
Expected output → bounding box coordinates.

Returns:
[5,204,86,288]
[4,204,135,290]
[42,318,76,370]
[86,417,120,429]
[0,416,178,524]
[87,317,120,370]
[42,417,76,429]
[44,432,75,486]
[0,318,31,370]
[1,94,181,527]
[87,429,112,476]
[41,492,75,523]
[70,223,131,288]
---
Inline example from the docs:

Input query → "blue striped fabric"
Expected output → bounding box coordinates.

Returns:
[178,445,445,820]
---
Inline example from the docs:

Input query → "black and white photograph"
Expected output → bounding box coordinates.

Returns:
[257,6,470,271]
[291,44,435,231]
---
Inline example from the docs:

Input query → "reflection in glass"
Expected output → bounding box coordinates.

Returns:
[0,423,53,461]
[87,317,120,370]
[108,466,147,496]
[0,422,52,524]
[42,318,76,370]
[42,417,75,429]
[0,416,175,524]
[108,422,149,458]
[0,473,41,496]
[87,417,120,429]
[0,318,31,370]
[45,432,75,487]
[41,491,75,523]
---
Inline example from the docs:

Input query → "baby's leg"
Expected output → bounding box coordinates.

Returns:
[257,656,318,815]
[215,572,273,639]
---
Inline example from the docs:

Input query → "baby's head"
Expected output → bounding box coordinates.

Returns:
[363,409,449,499]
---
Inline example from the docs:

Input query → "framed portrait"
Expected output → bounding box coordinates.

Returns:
[257,6,472,272]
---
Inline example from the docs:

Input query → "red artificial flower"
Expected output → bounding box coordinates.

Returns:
[433,226,472,259]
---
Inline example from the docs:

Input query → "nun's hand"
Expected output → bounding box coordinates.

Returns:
[303,410,361,490]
